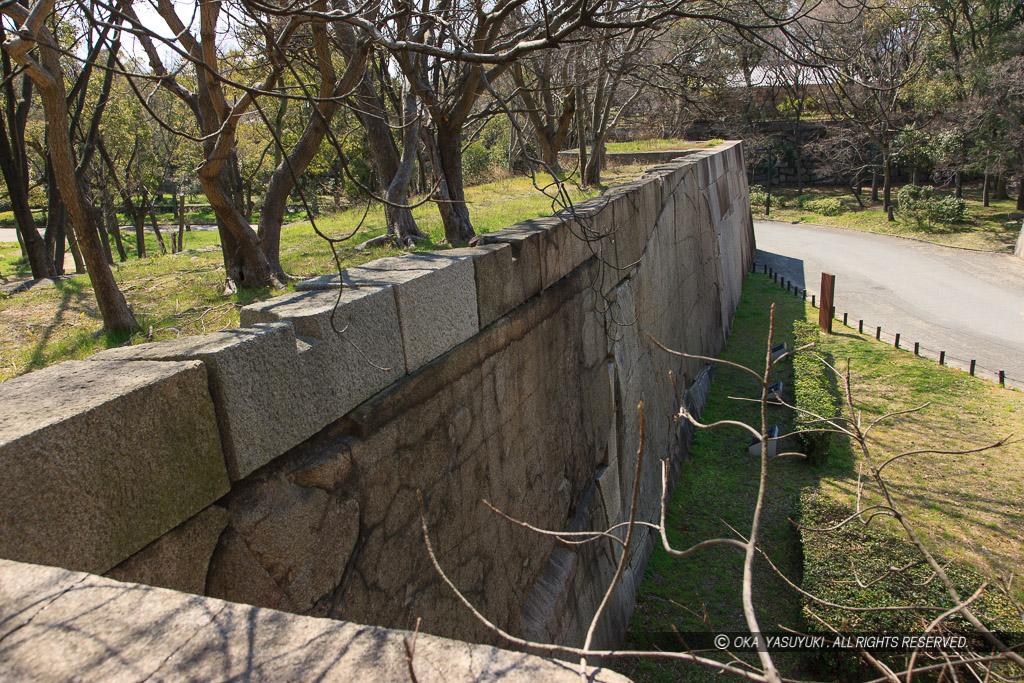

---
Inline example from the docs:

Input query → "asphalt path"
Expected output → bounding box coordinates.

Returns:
[754,220,1024,390]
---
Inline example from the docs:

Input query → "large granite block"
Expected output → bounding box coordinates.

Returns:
[105,505,229,594]
[0,560,628,682]
[536,207,601,291]
[241,285,406,417]
[472,220,544,304]
[337,252,480,372]
[470,242,531,328]
[91,323,314,480]
[0,360,228,573]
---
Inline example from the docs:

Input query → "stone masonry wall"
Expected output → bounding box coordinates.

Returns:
[0,142,753,662]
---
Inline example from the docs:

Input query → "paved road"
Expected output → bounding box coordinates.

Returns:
[754,220,1024,390]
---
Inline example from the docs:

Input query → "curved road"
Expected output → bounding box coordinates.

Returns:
[754,220,1024,390]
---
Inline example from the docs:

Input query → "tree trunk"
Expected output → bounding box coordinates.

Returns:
[996,172,1008,200]
[419,125,471,245]
[5,21,139,332]
[983,171,990,207]
[46,204,67,275]
[132,210,147,259]
[101,186,127,261]
[12,196,51,277]
[584,136,605,187]
[95,202,114,265]
[882,154,892,213]
[424,124,475,245]
[871,168,879,202]
[178,195,186,252]
[200,157,281,291]
[576,88,588,188]
[143,188,168,254]
[1018,173,1024,211]
[0,144,51,276]
[955,169,963,199]
[383,94,423,246]
[358,86,423,247]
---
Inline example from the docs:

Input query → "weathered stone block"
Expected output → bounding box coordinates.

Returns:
[377,252,479,372]
[469,242,532,328]
[106,505,229,595]
[0,360,228,573]
[241,285,406,420]
[224,474,360,612]
[472,220,544,303]
[91,322,314,480]
[0,559,629,682]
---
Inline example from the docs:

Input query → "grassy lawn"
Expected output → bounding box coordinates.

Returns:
[0,167,647,382]
[756,185,1022,252]
[604,138,724,154]
[618,272,1024,682]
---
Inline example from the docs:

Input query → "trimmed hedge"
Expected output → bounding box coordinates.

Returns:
[792,321,842,465]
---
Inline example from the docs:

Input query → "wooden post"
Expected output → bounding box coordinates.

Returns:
[818,272,835,334]
[177,195,186,252]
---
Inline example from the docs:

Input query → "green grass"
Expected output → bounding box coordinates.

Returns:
[756,185,1022,251]
[604,138,722,154]
[618,272,1024,682]
[0,167,648,382]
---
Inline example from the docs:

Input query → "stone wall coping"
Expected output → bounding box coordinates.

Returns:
[0,558,629,682]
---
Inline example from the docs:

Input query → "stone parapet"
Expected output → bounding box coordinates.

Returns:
[0,141,754,678]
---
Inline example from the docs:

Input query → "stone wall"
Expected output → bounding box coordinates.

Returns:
[0,142,753,667]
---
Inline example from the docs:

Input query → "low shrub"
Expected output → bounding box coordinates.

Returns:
[792,321,841,465]
[803,197,843,216]
[897,185,969,227]
[749,184,767,207]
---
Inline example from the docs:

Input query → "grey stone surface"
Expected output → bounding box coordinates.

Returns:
[299,252,480,373]
[1015,225,1024,258]
[0,559,630,682]
[90,323,314,480]
[381,252,480,371]
[106,505,229,595]
[225,474,360,612]
[472,220,545,306]
[241,285,406,424]
[0,360,228,574]
[470,241,528,327]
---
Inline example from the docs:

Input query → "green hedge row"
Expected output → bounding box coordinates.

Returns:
[792,320,842,465]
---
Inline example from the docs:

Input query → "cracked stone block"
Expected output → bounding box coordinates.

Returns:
[227,475,360,612]
[241,285,405,419]
[90,322,315,480]
[106,505,229,595]
[0,360,228,574]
